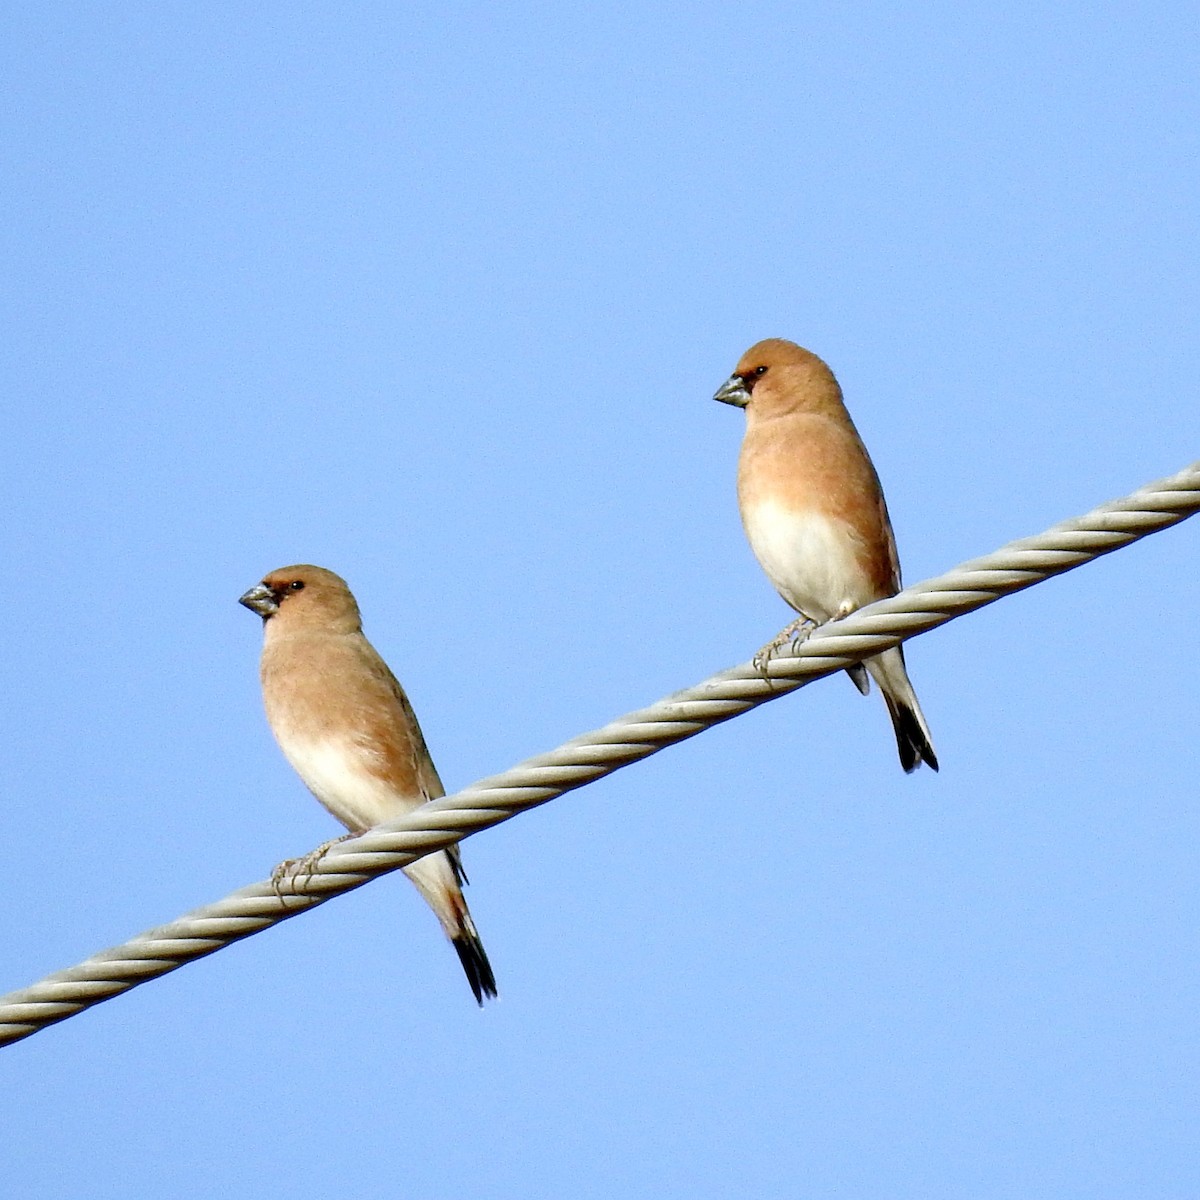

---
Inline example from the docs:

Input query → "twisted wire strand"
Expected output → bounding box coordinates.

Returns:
[2,460,1197,1047]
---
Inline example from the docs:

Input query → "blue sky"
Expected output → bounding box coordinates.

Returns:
[3,4,1199,1197]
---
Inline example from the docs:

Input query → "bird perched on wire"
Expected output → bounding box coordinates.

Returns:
[240,564,498,1003]
[714,338,938,773]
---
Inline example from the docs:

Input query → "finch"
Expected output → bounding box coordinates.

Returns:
[240,564,498,1002]
[715,338,938,773]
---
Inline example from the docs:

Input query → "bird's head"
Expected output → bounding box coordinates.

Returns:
[714,338,842,418]
[239,565,362,633]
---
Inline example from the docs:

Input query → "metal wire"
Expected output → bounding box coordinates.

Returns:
[2,459,1197,1046]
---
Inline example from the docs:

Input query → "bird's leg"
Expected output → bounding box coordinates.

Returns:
[753,614,820,673]
[271,831,361,898]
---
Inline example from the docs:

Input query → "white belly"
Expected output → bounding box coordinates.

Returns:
[741,500,871,622]
[279,736,417,833]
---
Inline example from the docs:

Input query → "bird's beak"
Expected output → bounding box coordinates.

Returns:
[714,374,750,408]
[239,583,279,618]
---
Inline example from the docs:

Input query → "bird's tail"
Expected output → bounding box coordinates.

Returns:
[864,647,939,774]
[405,852,499,1005]
[452,913,499,1006]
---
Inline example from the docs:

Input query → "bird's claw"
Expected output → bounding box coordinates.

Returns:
[271,832,359,899]
[752,616,819,675]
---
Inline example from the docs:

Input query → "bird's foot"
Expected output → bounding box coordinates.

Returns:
[752,616,819,673]
[271,832,359,898]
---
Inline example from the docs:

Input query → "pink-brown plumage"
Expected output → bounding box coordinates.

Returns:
[241,564,497,1002]
[716,339,938,773]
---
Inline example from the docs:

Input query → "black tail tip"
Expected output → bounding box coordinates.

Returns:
[453,936,499,1006]
[895,705,939,774]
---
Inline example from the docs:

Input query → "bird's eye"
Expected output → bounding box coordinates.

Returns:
[753,365,768,376]
[288,580,305,592]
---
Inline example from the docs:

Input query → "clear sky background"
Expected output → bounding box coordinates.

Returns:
[3,4,1199,1197]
